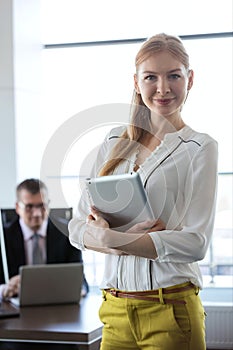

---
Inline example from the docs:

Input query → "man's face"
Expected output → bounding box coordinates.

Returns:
[16,190,48,231]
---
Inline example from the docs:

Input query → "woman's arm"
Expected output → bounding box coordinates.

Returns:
[84,211,166,259]
[149,139,218,263]
[85,231,156,259]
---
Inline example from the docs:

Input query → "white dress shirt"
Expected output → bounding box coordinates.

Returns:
[69,125,218,290]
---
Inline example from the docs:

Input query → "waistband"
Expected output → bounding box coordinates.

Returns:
[104,282,198,305]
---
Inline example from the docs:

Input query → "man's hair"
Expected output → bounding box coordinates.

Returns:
[16,178,48,200]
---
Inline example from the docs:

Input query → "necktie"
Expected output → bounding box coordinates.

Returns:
[32,233,43,264]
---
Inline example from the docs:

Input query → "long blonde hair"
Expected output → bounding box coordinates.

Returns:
[99,33,190,176]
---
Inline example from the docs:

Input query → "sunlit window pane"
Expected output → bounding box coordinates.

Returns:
[41,0,233,44]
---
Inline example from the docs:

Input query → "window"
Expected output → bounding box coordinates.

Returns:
[40,0,232,43]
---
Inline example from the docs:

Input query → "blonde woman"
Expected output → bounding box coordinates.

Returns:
[69,33,218,350]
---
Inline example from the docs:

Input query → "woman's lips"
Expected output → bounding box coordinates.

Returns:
[154,98,174,106]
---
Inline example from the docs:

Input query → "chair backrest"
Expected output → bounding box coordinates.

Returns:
[1,208,73,229]
[1,209,18,228]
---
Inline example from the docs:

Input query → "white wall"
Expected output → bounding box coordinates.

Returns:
[0,0,42,207]
[13,0,42,184]
[0,0,17,206]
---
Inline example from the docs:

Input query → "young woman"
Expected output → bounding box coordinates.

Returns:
[69,33,218,350]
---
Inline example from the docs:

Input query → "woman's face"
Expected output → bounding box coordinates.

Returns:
[134,50,193,119]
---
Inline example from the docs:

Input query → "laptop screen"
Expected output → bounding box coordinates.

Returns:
[0,209,9,283]
[14,263,83,306]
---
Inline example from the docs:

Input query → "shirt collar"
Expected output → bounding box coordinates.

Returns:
[19,218,48,241]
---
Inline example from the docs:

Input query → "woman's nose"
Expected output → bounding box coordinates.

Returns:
[156,78,171,96]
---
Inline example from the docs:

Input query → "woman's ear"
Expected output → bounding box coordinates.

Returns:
[187,69,194,90]
[134,74,140,94]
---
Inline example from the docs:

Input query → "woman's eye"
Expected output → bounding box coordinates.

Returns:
[169,74,181,80]
[144,75,156,81]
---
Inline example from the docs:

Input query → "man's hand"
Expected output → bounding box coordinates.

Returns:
[3,275,20,299]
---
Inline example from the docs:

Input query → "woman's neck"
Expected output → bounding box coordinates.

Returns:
[149,113,185,140]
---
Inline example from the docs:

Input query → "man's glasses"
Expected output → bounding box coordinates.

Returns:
[18,201,49,213]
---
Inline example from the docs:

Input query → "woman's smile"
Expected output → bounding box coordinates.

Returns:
[153,98,175,106]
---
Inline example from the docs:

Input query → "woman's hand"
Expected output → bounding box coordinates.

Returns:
[86,206,109,229]
[84,207,126,255]
[127,218,166,234]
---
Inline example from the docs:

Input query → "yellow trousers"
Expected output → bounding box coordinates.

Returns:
[99,282,206,350]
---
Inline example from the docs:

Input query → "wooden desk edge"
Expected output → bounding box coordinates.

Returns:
[0,325,103,343]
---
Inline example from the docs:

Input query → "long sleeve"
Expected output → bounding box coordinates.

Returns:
[149,138,218,263]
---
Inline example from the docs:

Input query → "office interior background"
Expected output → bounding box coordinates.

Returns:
[0,0,232,314]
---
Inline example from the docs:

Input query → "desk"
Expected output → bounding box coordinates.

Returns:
[0,294,103,350]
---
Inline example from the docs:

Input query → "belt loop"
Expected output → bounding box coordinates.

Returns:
[158,288,165,304]
[102,290,107,300]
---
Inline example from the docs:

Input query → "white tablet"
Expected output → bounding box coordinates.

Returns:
[85,172,154,232]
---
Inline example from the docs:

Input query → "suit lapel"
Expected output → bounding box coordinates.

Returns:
[5,220,26,277]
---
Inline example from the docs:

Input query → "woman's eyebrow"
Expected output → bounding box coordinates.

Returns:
[141,68,183,75]
[168,68,183,73]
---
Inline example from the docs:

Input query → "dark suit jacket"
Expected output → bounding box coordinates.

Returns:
[0,218,83,284]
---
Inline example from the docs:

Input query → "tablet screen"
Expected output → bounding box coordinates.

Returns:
[85,172,154,232]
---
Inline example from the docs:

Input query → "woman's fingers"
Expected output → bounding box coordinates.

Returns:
[127,219,166,233]
[149,219,166,231]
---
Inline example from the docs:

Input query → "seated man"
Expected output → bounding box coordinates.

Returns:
[0,178,89,299]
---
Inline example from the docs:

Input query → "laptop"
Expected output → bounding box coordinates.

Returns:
[10,263,83,307]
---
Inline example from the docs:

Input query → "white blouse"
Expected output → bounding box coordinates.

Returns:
[69,125,218,290]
